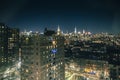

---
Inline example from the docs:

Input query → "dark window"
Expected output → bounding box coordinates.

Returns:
[36,62,38,65]
[36,53,38,55]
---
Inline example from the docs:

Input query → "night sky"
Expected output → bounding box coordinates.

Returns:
[0,0,120,33]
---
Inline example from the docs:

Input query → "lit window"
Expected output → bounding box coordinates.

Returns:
[46,46,49,49]
[26,69,29,73]
[51,49,57,54]
[56,45,57,47]
[52,40,56,45]
[37,72,38,74]
[26,37,29,41]
[36,77,38,80]
[46,73,48,76]
[43,52,45,54]
[51,46,53,48]
[2,26,4,28]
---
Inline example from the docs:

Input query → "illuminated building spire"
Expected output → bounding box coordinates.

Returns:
[57,25,61,35]
[83,29,85,34]
[74,27,77,34]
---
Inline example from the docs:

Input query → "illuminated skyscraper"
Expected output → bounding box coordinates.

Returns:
[20,30,65,80]
[83,29,85,34]
[74,27,77,34]
[57,25,62,35]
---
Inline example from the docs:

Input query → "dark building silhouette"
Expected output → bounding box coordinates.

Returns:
[107,46,120,80]
[44,27,56,36]
[0,23,19,67]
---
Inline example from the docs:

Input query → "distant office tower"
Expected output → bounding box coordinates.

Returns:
[74,27,77,34]
[57,25,62,35]
[83,29,85,34]
[0,23,19,67]
[20,30,65,80]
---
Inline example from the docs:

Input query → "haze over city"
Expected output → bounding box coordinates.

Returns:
[0,0,120,33]
[1,0,120,80]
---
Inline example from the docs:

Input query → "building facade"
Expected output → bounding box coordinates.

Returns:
[20,32,65,80]
[108,46,120,80]
[0,23,19,67]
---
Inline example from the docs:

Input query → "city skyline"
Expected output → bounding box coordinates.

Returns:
[0,22,120,80]
[0,0,120,33]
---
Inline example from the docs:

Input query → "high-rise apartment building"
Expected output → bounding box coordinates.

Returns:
[107,46,120,80]
[0,23,19,66]
[20,30,65,80]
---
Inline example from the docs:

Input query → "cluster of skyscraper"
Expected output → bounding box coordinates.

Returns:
[0,23,65,80]
[1,23,120,80]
